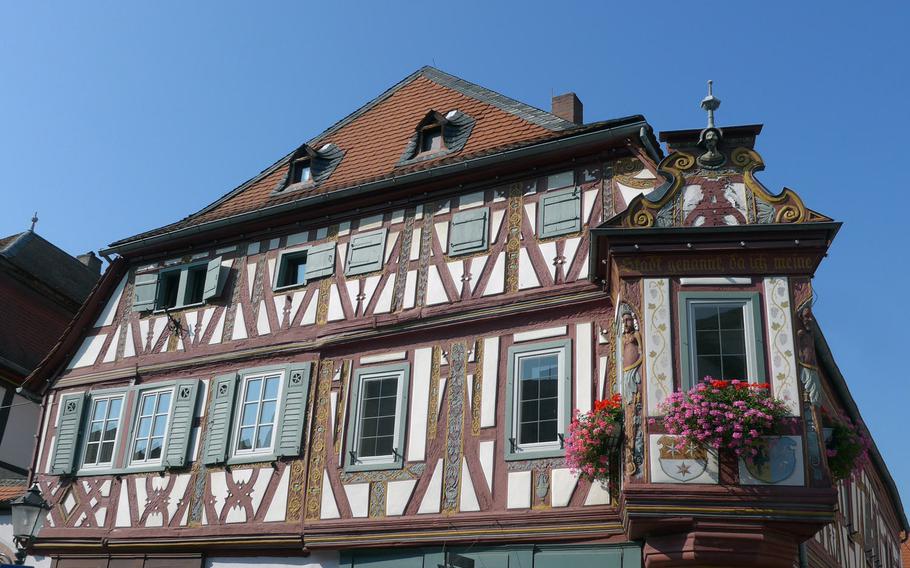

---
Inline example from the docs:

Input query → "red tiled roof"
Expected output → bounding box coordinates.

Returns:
[901,541,909,567]
[110,67,580,248]
[0,483,26,504]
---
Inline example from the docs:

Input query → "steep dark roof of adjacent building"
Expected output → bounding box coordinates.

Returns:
[0,231,99,306]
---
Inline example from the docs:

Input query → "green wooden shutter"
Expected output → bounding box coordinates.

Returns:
[539,187,581,238]
[132,272,159,312]
[275,363,312,457]
[203,373,238,465]
[345,228,387,277]
[306,242,336,280]
[202,256,225,301]
[163,380,200,468]
[449,207,489,256]
[51,393,87,475]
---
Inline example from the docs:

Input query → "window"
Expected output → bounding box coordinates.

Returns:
[291,159,312,184]
[345,228,388,277]
[203,364,312,466]
[276,250,307,288]
[273,242,336,290]
[234,372,282,456]
[345,363,410,471]
[505,339,571,460]
[130,389,173,464]
[132,256,227,312]
[448,207,490,256]
[678,292,766,390]
[418,126,443,154]
[82,395,124,468]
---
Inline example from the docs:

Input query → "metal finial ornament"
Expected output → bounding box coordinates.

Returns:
[697,80,725,168]
[29,212,38,232]
[701,80,721,129]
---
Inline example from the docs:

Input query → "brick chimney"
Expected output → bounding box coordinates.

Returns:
[77,251,103,274]
[552,92,583,125]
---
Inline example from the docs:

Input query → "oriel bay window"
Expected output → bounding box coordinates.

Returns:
[203,363,312,466]
[345,363,410,471]
[505,339,572,460]
[678,292,766,390]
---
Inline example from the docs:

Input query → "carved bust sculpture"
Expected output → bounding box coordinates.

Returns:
[796,306,822,405]
[621,312,643,402]
[697,127,725,168]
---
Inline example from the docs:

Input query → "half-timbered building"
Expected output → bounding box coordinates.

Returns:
[22,68,907,567]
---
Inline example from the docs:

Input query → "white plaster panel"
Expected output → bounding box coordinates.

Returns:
[404,270,417,309]
[513,326,566,343]
[231,306,248,340]
[246,263,257,301]
[764,276,800,415]
[288,291,306,324]
[479,440,495,492]
[584,480,611,505]
[250,468,272,515]
[425,265,449,305]
[115,484,131,527]
[327,284,345,321]
[551,468,579,507]
[563,237,581,270]
[210,471,227,518]
[345,279,360,312]
[264,465,290,522]
[447,261,465,296]
[648,434,719,484]
[301,293,317,325]
[583,189,597,224]
[358,214,383,231]
[459,458,480,512]
[385,232,398,263]
[200,307,215,336]
[575,322,593,414]
[470,256,487,294]
[338,221,351,236]
[373,274,395,314]
[480,337,499,428]
[539,241,557,282]
[274,297,287,328]
[458,191,484,209]
[94,507,107,527]
[644,279,673,414]
[286,231,309,247]
[576,251,589,279]
[343,482,369,518]
[386,479,417,516]
[66,334,107,369]
[391,209,405,225]
[93,275,127,328]
[490,209,505,244]
[483,253,505,296]
[738,436,805,486]
[410,228,422,260]
[363,275,381,308]
[523,202,537,234]
[407,347,432,461]
[320,470,341,520]
[518,248,540,290]
[167,474,191,521]
[256,300,270,335]
[507,471,531,509]
[266,258,276,287]
[417,459,443,514]
[208,309,225,345]
[123,323,136,357]
[434,222,449,251]
[102,327,119,363]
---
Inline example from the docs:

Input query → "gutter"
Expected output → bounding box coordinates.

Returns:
[102,118,653,256]
[814,323,910,533]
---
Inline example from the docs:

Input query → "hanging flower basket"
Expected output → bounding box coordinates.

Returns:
[656,378,791,460]
[565,393,623,482]
[822,409,871,482]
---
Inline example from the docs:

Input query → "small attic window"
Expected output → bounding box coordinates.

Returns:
[418,125,444,154]
[291,159,312,184]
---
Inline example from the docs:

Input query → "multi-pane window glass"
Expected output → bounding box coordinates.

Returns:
[692,302,748,380]
[236,374,280,453]
[517,353,560,445]
[131,390,172,464]
[83,396,123,467]
[357,375,398,458]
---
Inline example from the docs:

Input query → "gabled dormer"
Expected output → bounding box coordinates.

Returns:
[272,142,345,195]
[397,109,475,165]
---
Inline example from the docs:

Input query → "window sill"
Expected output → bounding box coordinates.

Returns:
[152,301,206,314]
[272,281,309,293]
[343,459,403,473]
[504,448,565,462]
[227,452,278,466]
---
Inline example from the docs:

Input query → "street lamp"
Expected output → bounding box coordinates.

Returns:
[8,484,49,566]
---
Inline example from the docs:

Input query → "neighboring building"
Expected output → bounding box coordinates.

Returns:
[0,229,100,563]
[22,68,907,567]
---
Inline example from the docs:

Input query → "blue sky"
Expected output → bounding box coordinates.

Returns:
[2,2,907,506]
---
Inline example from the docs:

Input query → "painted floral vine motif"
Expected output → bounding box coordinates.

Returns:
[821,408,871,482]
[565,393,623,482]
[656,378,790,460]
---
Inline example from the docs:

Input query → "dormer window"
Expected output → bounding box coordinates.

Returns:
[398,110,475,166]
[272,143,345,195]
[418,125,444,154]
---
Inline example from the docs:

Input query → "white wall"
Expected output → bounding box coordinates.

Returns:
[206,551,339,568]
[0,392,40,471]
[0,512,51,568]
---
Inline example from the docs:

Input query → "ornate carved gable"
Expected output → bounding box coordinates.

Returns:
[610,90,830,229]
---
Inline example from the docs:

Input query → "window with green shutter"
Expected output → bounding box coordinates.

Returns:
[538,187,581,239]
[344,362,410,472]
[273,243,336,291]
[449,207,489,256]
[162,380,199,468]
[50,393,87,475]
[345,228,387,277]
[203,373,239,465]
[131,257,228,313]
[132,273,158,312]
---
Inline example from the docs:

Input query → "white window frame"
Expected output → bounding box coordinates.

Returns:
[80,393,126,471]
[686,299,757,383]
[351,369,405,467]
[127,387,175,466]
[504,338,572,461]
[230,370,285,459]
